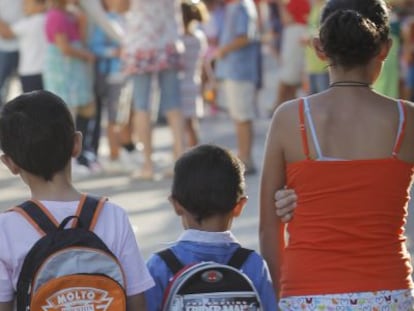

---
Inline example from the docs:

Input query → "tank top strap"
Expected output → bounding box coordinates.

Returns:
[392,100,407,158]
[303,97,323,159]
[299,98,311,160]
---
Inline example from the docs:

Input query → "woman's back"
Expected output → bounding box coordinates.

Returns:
[278,90,414,296]
[281,89,414,164]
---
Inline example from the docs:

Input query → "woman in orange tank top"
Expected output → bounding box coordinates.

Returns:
[260,0,414,309]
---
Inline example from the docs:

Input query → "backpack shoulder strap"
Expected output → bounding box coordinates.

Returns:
[75,195,108,231]
[227,247,254,269]
[11,201,58,236]
[157,249,184,275]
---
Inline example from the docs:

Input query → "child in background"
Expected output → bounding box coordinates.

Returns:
[0,90,154,311]
[88,0,136,172]
[180,0,208,147]
[200,0,225,116]
[0,0,46,92]
[303,0,329,94]
[43,0,98,174]
[144,144,277,311]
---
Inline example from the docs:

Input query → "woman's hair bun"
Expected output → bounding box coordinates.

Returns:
[319,9,383,67]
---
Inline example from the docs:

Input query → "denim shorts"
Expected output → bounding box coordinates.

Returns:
[131,69,181,114]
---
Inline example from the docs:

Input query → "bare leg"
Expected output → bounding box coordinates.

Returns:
[133,110,153,178]
[184,117,199,148]
[107,122,120,160]
[165,108,185,160]
[119,112,134,144]
[271,82,297,113]
[235,120,254,167]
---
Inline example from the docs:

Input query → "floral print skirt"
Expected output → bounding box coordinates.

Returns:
[279,289,414,311]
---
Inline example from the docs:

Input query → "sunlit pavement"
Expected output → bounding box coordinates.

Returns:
[2,50,414,267]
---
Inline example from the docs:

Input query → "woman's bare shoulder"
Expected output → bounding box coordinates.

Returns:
[272,98,302,122]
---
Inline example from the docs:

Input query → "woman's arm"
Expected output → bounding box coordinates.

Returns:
[78,0,126,43]
[259,106,288,298]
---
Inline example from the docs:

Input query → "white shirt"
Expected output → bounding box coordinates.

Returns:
[11,13,47,75]
[0,199,155,303]
[0,0,23,51]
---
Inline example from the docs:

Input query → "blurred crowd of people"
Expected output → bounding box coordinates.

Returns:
[0,0,413,179]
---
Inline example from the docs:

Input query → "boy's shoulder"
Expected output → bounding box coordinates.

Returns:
[0,197,128,229]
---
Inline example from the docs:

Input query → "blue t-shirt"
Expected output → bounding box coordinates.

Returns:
[88,12,122,75]
[215,0,260,84]
[145,230,277,311]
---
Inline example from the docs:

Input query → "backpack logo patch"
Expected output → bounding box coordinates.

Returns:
[201,270,223,283]
[42,287,113,311]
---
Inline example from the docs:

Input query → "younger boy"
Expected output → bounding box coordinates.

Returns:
[0,0,47,92]
[0,90,154,311]
[145,144,277,311]
[88,0,133,172]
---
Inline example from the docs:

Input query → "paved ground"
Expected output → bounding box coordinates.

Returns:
[2,50,414,266]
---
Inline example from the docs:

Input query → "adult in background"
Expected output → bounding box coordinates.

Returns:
[214,0,261,175]
[123,0,185,180]
[0,0,23,106]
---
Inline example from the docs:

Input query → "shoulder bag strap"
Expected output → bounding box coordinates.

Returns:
[77,195,108,231]
[227,247,254,269]
[157,249,184,275]
[12,201,58,236]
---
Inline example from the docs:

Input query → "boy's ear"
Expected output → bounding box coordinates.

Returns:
[312,37,328,61]
[0,154,20,175]
[233,196,247,217]
[169,196,185,216]
[72,131,83,158]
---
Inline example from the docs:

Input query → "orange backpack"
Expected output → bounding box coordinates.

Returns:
[12,195,127,311]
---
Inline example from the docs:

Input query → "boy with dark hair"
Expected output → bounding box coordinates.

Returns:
[0,90,154,311]
[144,144,277,311]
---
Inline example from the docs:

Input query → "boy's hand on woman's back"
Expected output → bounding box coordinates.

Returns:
[275,188,297,222]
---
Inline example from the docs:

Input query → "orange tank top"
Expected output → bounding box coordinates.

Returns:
[281,99,414,297]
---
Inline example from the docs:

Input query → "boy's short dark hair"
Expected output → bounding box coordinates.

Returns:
[171,144,246,223]
[0,91,75,181]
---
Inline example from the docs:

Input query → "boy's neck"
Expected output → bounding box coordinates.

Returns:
[184,214,233,232]
[24,170,82,202]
